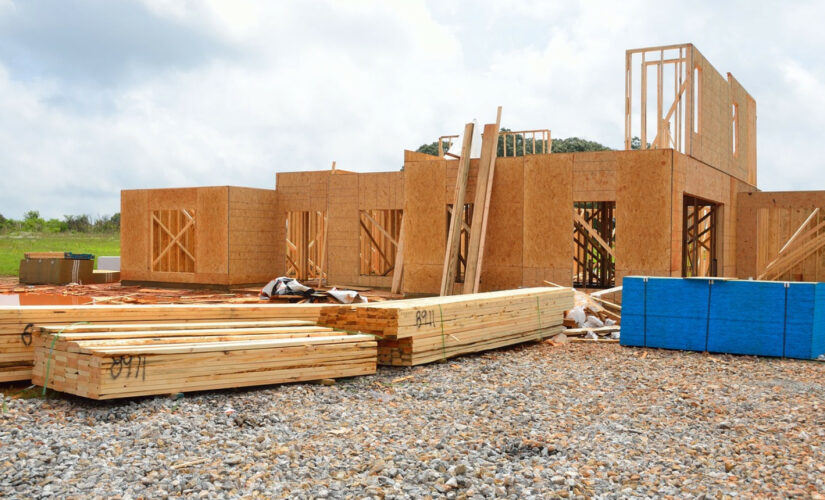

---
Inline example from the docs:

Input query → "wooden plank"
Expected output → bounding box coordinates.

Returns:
[573,210,616,260]
[440,122,474,296]
[391,217,405,294]
[464,107,502,294]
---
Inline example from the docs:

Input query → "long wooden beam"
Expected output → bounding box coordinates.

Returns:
[440,122,474,296]
[464,107,502,294]
[390,218,405,294]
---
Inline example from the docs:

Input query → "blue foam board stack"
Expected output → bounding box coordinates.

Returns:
[784,283,825,359]
[617,277,646,347]
[708,280,786,357]
[620,276,825,360]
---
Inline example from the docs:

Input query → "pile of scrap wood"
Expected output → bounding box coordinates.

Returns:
[0,303,330,382]
[319,287,573,365]
[31,320,376,399]
[560,286,622,343]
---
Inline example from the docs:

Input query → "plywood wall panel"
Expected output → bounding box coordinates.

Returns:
[227,187,279,282]
[120,190,149,276]
[523,154,573,286]
[736,191,825,281]
[402,160,446,294]
[195,187,230,276]
[616,150,673,283]
[480,157,523,291]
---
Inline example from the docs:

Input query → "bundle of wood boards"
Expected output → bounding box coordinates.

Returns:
[31,320,376,399]
[319,287,573,366]
[0,303,330,382]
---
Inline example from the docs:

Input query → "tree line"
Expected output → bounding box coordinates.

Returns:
[0,211,120,234]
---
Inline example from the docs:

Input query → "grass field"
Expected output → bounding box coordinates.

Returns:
[0,232,120,277]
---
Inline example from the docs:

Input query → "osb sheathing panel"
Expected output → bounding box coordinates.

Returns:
[523,154,573,287]
[275,171,330,213]
[615,150,672,283]
[273,170,404,287]
[357,172,404,210]
[326,173,360,285]
[690,47,730,177]
[571,151,617,202]
[479,157,524,292]
[352,172,403,287]
[196,187,230,276]
[404,150,441,162]
[687,46,757,186]
[227,187,279,283]
[445,159,480,203]
[121,187,231,284]
[728,74,757,186]
[736,191,825,280]
[120,189,149,274]
[403,160,447,294]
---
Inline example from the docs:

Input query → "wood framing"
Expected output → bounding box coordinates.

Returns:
[359,209,403,277]
[401,148,756,294]
[121,186,279,286]
[737,192,825,281]
[625,44,756,184]
[275,170,405,288]
[681,195,719,277]
[285,211,327,281]
[123,43,805,293]
[573,202,616,287]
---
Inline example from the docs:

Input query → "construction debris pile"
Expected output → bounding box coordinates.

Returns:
[558,287,622,343]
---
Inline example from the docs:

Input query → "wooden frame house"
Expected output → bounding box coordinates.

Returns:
[120,43,824,293]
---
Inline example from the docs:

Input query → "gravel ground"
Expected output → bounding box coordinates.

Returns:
[2,342,824,499]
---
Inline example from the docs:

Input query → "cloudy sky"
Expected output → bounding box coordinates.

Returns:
[0,0,823,219]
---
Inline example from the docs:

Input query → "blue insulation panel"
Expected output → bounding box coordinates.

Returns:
[618,277,646,347]
[619,277,825,360]
[644,278,710,351]
[708,280,785,357]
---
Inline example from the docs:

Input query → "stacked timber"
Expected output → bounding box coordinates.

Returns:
[31,320,376,399]
[319,287,573,366]
[0,303,330,382]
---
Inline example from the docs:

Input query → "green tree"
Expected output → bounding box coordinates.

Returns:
[551,137,611,153]
[630,136,650,150]
[64,214,91,233]
[415,140,452,157]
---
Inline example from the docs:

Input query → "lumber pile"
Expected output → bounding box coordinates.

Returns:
[0,303,330,382]
[319,287,573,366]
[31,320,376,399]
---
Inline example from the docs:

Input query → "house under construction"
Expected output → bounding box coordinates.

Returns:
[120,43,825,294]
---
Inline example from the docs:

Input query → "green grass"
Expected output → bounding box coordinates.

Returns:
[0,232,120,277]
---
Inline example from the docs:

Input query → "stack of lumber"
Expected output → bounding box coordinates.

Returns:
[31,320,376,399]
[319,287,573,366]
[0,303,330,382]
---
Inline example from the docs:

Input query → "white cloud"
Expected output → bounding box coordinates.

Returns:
[0,0,824,219]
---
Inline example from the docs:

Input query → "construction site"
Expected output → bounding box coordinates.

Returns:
[2,43,825,498]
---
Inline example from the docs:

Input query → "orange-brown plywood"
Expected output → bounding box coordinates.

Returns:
[121,186,279,286]
[615,150,673,282]
[523,154,574,286]
[737,191,825,281]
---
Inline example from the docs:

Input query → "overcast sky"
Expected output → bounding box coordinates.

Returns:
[0,0,823,219]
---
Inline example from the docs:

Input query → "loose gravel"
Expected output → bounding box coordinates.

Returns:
[2,343,824,499]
